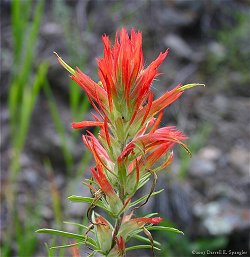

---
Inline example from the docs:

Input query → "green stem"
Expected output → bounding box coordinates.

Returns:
[111,184,125,250]
[111,212,124,249]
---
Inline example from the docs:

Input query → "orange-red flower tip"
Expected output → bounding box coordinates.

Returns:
[71,121,104,129]
[149,217,163,224]
[91,164,114,196]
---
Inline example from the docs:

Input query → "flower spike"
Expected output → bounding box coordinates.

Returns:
[39,28,200,257]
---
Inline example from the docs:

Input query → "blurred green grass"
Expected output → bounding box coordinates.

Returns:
[3,0,92,256]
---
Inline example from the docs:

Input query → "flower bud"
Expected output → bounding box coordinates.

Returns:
[95,216,113,254]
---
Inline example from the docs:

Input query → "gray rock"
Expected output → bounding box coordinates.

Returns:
[230,148,250,176]
[164,34,194,60]
[158,8,196,28]
[194,202,250,236]
[207,183,248,204]
[214,95,230,116]
[41,206,54,219]
[207,41,226,60]
[41,22,63,37]
[174,0,203,10]
[22,168,39,186]
[199,146,222,161]
[189,156,216,177]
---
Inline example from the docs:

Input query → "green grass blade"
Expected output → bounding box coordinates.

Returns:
[16,204,42,257]
[11,0,21,63]
[9,0,45,129]
[12,63,48,150]
[10,62,48,177]
[43,79,73,169]
[18,0,45,90]
[44,160,64,227]
[8,80,19,129]
[45,243,55,257]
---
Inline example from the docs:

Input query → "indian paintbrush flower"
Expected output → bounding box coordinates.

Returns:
[37,28,203,257]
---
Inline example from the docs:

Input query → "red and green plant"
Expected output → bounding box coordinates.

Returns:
[37,28,203,257]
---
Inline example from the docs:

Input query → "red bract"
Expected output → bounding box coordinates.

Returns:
[82,132,111,166]
[115,236,125,254]
[90,164,114,197]
[107,236,125,257]
[118,126,187,162]
[131,217,163,225]
[71,120,104,129]
[67,28,182,129]
[71,68,107,109]
[118,215,163,240]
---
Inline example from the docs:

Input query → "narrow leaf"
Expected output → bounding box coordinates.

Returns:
[63,221,90,231]
[68,196,108,211]
[54,52,75,75]
[146,226,184,235]
[130,189,164,208]
[144,213,159,218]
[176,83,205,92]
[132,234,161,247]
[126,245,161,252]
[36,229,85,241]
[50,242,80,250]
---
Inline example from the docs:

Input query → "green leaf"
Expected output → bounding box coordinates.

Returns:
[137,176,150,190]
[63,221,90,231]
[68,196,110,213]
[36,229,85,241]
[146,226,184,235]
[129,189,164,208]
[132,234,161,247]
[84,179,99,187]
[49,242,79,250]
[144,213,159,218]
[68,196,96,203]
[50,238,96,250]
[126,244,161,252]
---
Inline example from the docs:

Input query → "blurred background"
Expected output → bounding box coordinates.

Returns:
[1,0,250,256]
